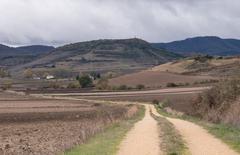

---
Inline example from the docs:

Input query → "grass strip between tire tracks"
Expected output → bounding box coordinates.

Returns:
[155,103,240,153]
[151,111,189,155]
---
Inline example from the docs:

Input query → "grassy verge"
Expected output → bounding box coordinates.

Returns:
[155,104,240,153]
[151,112,189,155]
[64,105,145,155]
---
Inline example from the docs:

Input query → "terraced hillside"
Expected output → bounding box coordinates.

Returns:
[12,38,181,77]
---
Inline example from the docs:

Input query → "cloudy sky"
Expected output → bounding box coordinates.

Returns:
[0,0,240,46]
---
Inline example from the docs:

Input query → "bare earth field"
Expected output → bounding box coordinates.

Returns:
[0,92,136,155]
[53,87,204,114]
[109,71,213,87]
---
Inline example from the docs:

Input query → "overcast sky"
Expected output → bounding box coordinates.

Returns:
[0,0,240,46]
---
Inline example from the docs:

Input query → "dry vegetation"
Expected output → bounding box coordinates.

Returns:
[151,113,188,155]
[0,92,138,155]
[193,78,240,127]
[109,71,213,88]
[152,56,240,77]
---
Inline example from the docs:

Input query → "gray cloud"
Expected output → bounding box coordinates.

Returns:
[0,0,240,46]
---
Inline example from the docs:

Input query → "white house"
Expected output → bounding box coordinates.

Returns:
[46,75,55,80]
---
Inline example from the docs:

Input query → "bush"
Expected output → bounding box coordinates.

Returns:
[90,72,101,80]
[0,68,10,78]
[67,82,80,89]
[153,99,170,109]
[152,99,159,105]
[117,85,128,90]
[77,75,93,88]
[23,69,33,79]
[136,84,145,90]
[48,82,61,89]
[160,99,170,109]
[96,78,109,90]
[193,78,240,124]
[2,81,12,90]
[166,82,178,87]
[193,55,213,62]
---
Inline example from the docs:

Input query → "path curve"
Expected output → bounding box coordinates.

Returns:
[151,105,239,155]
[117,105,161,155]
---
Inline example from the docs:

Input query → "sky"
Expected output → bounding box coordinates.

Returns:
[0,0,240,46]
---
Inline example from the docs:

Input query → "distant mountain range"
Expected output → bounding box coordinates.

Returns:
[0,44,54,66]
[2,36,240,77]
[152,36,240,56]
[13,38,180,75]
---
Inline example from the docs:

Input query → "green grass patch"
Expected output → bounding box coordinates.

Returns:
[197,121,240,153]
[64,105,145,155]
[151,113,189,155]
[155,104,240,153]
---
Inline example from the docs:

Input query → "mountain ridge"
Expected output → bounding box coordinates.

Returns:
[0,44,55,67]
[152,36,240,56]
[11,38,181,76]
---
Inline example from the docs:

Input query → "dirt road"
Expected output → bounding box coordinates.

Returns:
[27,88,239,155]
[150,105,239,155]
[45,87,208,97]
[117,105,161,155]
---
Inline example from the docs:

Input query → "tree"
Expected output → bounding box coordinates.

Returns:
[23,69,33,79]
[76,75,80,81]
[0,68,10,78]
[96,78,109,90]
[90,72,101,80]
[136,84,145,90]
[77,75,93,88]
[2,80,12,90]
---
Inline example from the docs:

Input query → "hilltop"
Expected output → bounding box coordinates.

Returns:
[13,38,181,77]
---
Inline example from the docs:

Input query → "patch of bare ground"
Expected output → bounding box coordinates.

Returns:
[109,71,213,87]
[75,90,199,114]
[0,92,138,155]
[151,56,240,77]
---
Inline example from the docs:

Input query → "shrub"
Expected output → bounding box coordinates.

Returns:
[48,82,61,89]
[2,81,12,90]
[96,78,109,90]
[127,86,133,90]
[77,75,93,88]
[166,82,178,87]
[90,72,101,80]
[153,99,170,109]
[0,68,10,78]
[118,85,128,90]
[136,84,145,90]
[152,99,159,105]
[67,82,80,89]
[23,69,33,79]
[193,78,240,123]
[160,99,170,109]
[193,55,213,62]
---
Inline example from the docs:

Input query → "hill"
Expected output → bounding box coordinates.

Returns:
[13,38,181,77]
[151,55,240,77]
[0,44,54,67]
[109,55,240,88]
[152,36,240,56]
